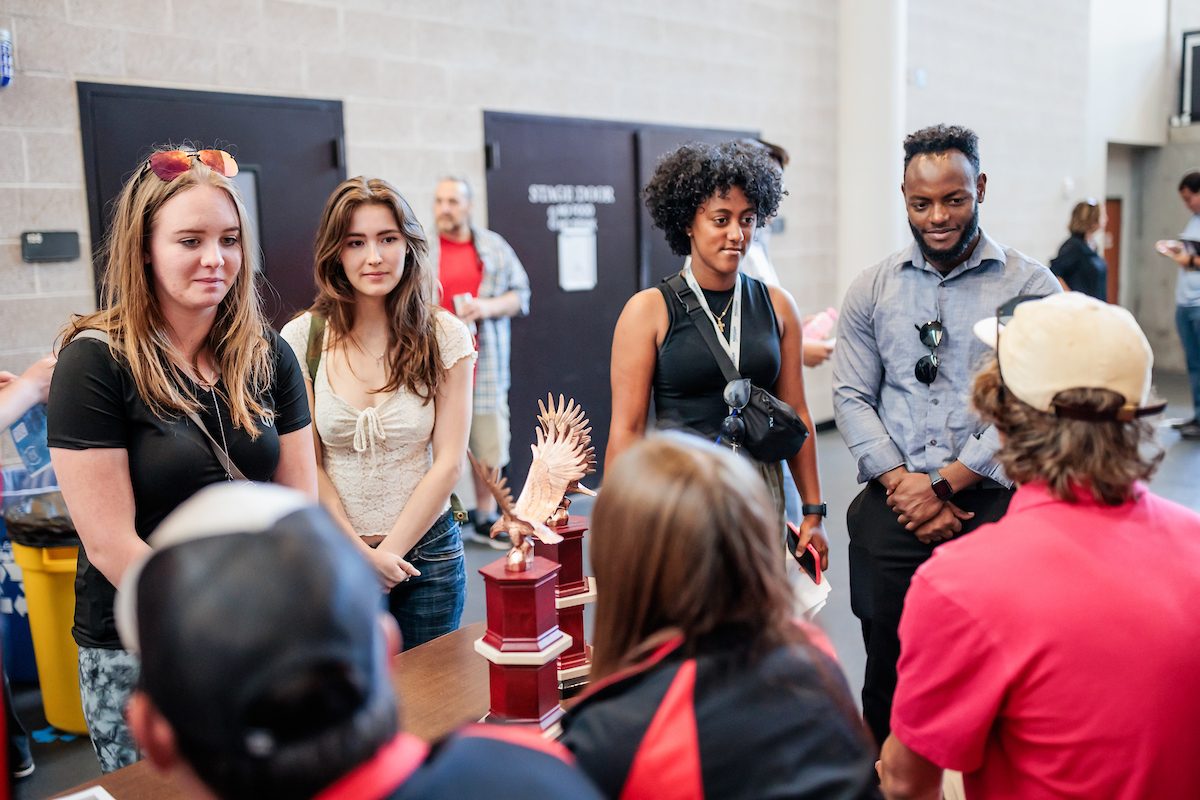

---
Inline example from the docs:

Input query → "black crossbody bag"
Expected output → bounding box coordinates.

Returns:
[664,274,809,462]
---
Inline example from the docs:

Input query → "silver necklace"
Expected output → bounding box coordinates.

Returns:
[209,383,232,482]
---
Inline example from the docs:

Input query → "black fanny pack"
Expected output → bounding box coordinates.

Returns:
[665,274,809,462]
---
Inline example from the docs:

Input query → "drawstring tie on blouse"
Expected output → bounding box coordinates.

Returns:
[353,406,386,460]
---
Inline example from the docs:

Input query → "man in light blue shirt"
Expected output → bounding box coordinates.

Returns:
[831,125,1060,747]
[1156,171,1200,439]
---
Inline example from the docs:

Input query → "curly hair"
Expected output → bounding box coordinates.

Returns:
[644,141,785,257]
[903,124,980,175]
[971,359,1162,506]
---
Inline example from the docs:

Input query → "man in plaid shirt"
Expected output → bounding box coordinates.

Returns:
[432,177,531,548]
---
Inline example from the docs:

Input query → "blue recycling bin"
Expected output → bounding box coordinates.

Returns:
[0,467,44,684]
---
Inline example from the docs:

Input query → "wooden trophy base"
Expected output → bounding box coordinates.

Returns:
[476,555,571,732]
[556,577,596,691]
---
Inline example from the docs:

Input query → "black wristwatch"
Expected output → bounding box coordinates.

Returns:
[801,503,827,518]
[929,470,954,501]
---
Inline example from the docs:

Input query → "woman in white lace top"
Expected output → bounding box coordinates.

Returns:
[282,176,475,648]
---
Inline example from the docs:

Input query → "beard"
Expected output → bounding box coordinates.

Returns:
[910,204,980,268]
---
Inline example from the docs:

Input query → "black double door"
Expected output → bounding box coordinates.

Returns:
[482,112,752,485]
[78,83,346,328]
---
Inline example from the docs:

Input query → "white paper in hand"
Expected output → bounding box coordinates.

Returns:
[794,568,832,620]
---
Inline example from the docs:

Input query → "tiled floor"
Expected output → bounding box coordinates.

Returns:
[15,370,1200,798]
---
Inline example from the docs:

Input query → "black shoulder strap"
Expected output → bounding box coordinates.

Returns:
[76,329,247,481]
[663,273,742,384]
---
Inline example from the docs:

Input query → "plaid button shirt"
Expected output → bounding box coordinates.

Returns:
[431,226,531,414]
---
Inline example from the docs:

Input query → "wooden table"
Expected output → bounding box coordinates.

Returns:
[54,622,490,799]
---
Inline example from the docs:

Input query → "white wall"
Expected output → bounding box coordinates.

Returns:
[0,1,840,428]
[906,0,1091,267]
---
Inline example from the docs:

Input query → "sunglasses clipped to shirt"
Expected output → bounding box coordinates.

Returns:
[914,319,944,385]
[144,149,239,182]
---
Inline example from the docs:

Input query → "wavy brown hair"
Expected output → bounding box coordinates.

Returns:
[61,148,274,436]
[972,359,1163,505]
[309,177,442,402]
[589,434,805,681]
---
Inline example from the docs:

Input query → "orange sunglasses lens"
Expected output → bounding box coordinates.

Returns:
[195,149,239,178]
[147,149,239,181]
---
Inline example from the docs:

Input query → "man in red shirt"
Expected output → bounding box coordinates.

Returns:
[879,293,1200,799]
[431,178,530,548]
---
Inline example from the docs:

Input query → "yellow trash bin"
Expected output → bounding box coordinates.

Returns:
[11,542,87,734]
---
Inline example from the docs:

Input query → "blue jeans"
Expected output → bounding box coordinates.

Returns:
[1177,304,1200,414]
[387,510,466,650]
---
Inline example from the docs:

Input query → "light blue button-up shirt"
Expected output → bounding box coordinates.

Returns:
[1177,214,1200,307]
[832,231,1061,486]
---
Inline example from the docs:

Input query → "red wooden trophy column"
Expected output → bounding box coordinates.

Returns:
[474,556,572,734]
[536,515,595,691]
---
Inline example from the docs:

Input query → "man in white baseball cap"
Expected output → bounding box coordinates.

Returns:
[879,292,1200,799]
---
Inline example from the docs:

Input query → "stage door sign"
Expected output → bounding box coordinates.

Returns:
[483,112,753,486]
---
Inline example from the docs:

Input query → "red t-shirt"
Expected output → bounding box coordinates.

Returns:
[892,482,1200,799]
[438,236,484,313]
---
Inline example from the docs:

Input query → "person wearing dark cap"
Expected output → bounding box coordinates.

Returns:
[879,293,1200,800]
[116,482,601,800]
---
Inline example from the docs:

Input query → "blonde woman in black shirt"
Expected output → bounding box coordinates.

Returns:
[47,147,316,772]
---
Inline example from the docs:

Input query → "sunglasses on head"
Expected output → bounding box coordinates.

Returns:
[145,149,239,182]
[914,319,944,384]
[718,378,751,451]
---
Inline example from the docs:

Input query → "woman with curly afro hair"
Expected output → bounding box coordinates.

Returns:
[606,140,828,569]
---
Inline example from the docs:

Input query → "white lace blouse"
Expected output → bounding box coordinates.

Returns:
[281,310,476,536]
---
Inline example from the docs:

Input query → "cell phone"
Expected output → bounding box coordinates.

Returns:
[786,522,821,583]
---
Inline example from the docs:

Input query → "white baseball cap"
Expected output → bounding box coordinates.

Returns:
[972,292,1165,421]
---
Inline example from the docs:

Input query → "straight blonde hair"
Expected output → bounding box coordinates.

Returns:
[62,150,274,436]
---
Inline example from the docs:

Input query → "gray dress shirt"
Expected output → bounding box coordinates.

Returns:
[832,230,1060,485]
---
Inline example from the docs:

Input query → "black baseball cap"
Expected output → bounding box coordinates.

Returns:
[116,483,396,763]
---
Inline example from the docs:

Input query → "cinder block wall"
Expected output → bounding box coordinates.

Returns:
[0,0,837,378]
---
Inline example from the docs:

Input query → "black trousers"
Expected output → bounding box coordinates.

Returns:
[847,480,1013,749]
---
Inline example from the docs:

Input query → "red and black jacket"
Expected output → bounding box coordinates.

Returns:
[316,725,603,800]
[560,627,879,800]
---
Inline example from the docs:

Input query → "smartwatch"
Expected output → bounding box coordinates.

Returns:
[929,470,954,501]
[801,503,827,518]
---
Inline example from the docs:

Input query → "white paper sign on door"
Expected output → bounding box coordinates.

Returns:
[557,223,597,292]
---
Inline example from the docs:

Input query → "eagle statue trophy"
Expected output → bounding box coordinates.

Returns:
[469,394,596,571]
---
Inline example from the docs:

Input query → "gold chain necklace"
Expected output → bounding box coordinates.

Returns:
[352,334,386,363]
[714,293,735,334]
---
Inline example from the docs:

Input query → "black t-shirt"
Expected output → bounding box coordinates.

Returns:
[653,275,782,441]
[47,331,311,649]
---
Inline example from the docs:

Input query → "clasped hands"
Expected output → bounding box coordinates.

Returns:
[883,469,974,544]
[363,539,421,590]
